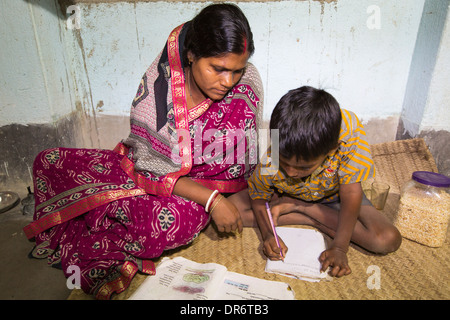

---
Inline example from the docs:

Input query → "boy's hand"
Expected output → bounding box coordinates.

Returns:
[263,235,288,261]
[319,247,352,277]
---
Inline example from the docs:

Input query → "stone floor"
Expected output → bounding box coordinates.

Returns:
[0,185,70,300]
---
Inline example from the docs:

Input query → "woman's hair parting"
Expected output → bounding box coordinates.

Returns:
[270,86,342,161]
[183,3,255,65]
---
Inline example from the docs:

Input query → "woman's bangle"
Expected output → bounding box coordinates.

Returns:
[210,194,224,214]
[205,190,219,213]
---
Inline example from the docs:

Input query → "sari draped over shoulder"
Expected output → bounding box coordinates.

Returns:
[23,23,263,299]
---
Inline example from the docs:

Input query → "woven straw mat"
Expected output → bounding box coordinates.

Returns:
[69,138,450,300]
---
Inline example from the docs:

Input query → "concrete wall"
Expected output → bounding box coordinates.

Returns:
[397,0,450,177]
[1,0,449,192]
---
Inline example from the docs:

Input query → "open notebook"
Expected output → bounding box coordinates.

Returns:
[265,227,331,282]
[129,256,295,300]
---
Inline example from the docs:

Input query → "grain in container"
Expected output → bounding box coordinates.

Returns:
[394,171,450,247]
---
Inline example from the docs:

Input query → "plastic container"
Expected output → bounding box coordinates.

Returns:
[394,171,450,247]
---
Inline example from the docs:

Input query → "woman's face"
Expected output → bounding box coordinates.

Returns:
[189,51,250,101]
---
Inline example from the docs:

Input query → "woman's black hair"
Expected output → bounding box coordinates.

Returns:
[270,86,342,161]
[183,3,255,65]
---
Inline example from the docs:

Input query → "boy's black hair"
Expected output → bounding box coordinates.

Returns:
[269,86,342,161]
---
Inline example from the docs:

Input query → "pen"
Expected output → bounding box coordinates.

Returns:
[265,202,284,261]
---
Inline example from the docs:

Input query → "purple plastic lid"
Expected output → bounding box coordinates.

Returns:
[412,171,450,188]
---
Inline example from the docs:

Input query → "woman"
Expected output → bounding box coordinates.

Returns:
[24,4,263,299]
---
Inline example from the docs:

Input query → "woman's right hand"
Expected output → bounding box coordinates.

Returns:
[210,196,243,234]
[172,178,243,234]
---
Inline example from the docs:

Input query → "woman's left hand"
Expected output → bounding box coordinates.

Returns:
[210,197,243,233]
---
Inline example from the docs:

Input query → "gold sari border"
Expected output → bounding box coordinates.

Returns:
[95,261,139,300]
[167,24,193,194]
[192,178,249,193]
[188,99,213,122]
[23,188,146,240]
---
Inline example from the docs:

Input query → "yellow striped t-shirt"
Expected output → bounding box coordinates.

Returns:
[248,109,374,203]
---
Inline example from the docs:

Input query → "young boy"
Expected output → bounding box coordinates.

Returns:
[245,86,401,277]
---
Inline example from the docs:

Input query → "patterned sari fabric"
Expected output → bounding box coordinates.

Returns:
[24,23,263,299]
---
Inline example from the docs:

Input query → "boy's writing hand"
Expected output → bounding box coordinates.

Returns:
[263,235,288,261]
[319,247,352,277]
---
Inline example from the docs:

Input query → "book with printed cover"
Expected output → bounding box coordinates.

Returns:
[129,256,295,300]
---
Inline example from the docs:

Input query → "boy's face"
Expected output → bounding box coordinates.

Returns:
[279,154,329,180]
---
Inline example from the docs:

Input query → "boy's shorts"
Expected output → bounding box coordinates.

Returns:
[319,193,373,211]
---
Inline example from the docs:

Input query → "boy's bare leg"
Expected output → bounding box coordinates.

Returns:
[229,190,401,254]
[275,197,401,254]
[227,189,257,227]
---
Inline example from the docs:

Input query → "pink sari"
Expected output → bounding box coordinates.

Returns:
[24,23,263,299]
